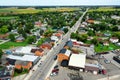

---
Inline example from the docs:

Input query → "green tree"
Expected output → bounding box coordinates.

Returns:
[9,34,15,42]
[63,28,68,33]
[26,36,36,44]
[0,49,3,58]
[0,25,8,34]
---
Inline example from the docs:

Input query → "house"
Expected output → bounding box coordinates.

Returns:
[50,36,59,42]
[31,48,44,56]
[13,46,38,55]
[64,40,73,49]
[40,43,52,50]
[15,61,32,70]
[57,49,71,62]
[68,54,86,69]
[110,37,119,43]
[7,55,40,65]
[16,36,24,42]
[34,21,42,27]
[103,41,109,46]
[0,68,11,80]
[57,30,65,34]
[87,19,94,23]
[0,34,9,39]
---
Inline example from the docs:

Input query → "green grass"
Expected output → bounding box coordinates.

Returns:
[95,43,120,53]
[14,69,28,77]
[0,41,28,49]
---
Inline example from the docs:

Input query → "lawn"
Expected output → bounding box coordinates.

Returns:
[0,41,28,49]
[14,69,29,77]
[95,43,120,53]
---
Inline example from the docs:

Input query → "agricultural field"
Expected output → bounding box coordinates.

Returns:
[88,7,120,12]
[0,7,80,14]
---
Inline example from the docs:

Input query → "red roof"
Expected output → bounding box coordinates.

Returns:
[40,43,52,49]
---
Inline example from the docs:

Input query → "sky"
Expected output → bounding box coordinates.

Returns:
[0,0,120,6]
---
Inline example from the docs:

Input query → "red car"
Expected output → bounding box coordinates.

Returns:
[102,69,107,75]
[52,69,59,73]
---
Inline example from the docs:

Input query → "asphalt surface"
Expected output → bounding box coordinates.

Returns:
[29,8,88,80]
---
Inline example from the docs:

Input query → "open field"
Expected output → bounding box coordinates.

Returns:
[89,7,120,12]
[0,41,28,49]
[0,7,80,14]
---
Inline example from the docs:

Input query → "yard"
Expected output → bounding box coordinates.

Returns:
[95,43,120,53]
[0,41,28,49]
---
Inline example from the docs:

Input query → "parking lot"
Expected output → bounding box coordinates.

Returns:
[50,53,120,80]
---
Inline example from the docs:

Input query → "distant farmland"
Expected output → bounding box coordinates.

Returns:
[89,7,120,12]
[0,7,80,14]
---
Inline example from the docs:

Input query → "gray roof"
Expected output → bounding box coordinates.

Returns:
[65,40,73,48]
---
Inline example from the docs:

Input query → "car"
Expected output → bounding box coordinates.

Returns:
[102,69,107,75]
[54,55,57,60]
[52,69,59,73]
[54,65,58,69]
[104,59,110,64]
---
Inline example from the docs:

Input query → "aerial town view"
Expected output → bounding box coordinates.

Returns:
[0,0,120,80]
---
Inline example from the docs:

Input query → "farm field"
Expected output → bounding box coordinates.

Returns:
[0,7,80,14]
[89,7,120,12]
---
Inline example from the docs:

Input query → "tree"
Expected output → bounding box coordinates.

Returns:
[9,34,15,42]
[26,35,36,44]
[0,25,8,34]
[63,28,68,33]
[0,49,3,59]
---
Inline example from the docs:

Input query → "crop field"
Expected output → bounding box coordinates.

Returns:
[89,7,120,12]
[0,7,80,14]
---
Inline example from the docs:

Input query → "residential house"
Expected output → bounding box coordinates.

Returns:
[50,36,59,42]
[15,61,32,70]
[34,21,42,27]
[87,19,94,23]
[110,37,119,43]
[16,36,24,42]
[40,43,52,50]
[57,49,71,62]
[64,40,73,49]
[31,48,44,56]
[0,34,9,39]
[103,41,109,46]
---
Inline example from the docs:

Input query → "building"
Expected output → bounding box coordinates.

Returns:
[110,37,119,43]
[0,34,9,39]
[87,19,94,23]
[64,40,73,49]
[0,68,12,80]
[13,46,38,55]
[34,21,42,27]
[16,36,24,42]
[113,56,120,64]
[69,54,86,69]
[31,48,44,56]
[57,49,71,62]
[15,61,32,70]
[50,36,59,42]
[7,55,40,65]
[103,41,109,46]
[40,43,52,50]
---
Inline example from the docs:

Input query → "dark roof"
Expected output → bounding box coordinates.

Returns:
[59,49,66,53]
[61,60,68,67]
[31,48,43,53]
[6,58,16,65]
[0,68,11,79]
[65,40,73,48]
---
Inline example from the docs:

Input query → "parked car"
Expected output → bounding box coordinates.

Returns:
[104,59,110,64]
[52,69,59,73]
[102,69,107,75]
[54,65,58,69]
[54,55,57,60]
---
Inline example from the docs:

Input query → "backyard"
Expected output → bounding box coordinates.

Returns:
[95,43,120,53]
[0,41,28,49]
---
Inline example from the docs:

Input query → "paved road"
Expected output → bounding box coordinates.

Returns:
[29,8,88,80]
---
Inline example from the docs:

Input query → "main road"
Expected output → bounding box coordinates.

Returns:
[28,8,89,80]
